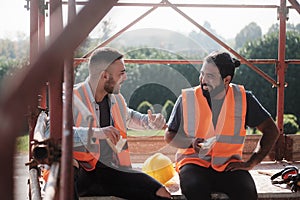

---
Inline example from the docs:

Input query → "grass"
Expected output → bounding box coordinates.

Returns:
[127,129,164,137]
[15,129,300,153]
[16,134,29,153]
[15,130,164,153]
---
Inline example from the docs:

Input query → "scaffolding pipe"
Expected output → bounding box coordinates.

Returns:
[0,0,117,199]
[38,0,48,110]
[275,0,288,161]
[29,168,42,200]
[75,58,298,65]
[59,0,76,199]
[288,0,300,14]
[165,0,278,87]
[29,0,40,164]
[83,1,161,58]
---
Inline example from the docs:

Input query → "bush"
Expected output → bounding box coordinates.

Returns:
[283,114,299,134]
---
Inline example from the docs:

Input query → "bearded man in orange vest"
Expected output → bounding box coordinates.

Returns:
[165,51,280,200]
[72,47,171,200]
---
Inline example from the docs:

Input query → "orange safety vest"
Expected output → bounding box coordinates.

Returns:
[176,83,247,172]
[73,81,131,171]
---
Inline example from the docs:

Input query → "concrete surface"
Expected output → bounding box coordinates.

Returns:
[14,153,300,200]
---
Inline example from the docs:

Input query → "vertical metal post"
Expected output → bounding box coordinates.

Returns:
[38,0,48,110]
[49,0,63,140]
[49,0,63,199]
[29,0,40,162]
[60,0,76,199]
[0,0,119,198]
[275,0,287,161]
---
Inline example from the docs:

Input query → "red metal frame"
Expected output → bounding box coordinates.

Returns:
[0,1,299,199]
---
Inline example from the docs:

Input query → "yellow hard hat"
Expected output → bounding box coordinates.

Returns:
[142,153,176,185]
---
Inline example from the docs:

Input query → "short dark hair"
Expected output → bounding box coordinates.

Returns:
[204,51,240,80]
[88,47,123,77]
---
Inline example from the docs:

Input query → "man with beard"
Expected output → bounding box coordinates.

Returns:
[72,47,171,200]
[164,51,279,200]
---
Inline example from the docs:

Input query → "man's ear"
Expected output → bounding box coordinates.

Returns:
[101,71,109,79]
[224,75,232,85]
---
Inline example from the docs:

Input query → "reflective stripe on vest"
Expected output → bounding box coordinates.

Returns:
[176,84,246,172]
[73,81,131,170]
[110,94,131,167]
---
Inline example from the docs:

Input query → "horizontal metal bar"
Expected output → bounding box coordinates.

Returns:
[116,3,279,9]
[74,58,300,65]
[61,1,280,9]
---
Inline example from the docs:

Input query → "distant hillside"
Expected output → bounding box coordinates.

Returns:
[110,28,207,58]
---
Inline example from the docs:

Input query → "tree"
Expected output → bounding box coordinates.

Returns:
[235,22,262,49]
[189,21,226,53]
[267,22,299,34]
[119,47,200,119]
[235,30,300,121]
[0,37,29,91]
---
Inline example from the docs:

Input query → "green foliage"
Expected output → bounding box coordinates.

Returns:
[161,100,175,121]
[235,22,262,49]
[283,114,299,135]
[188,21,225,53]
[119,47,200,120]
[127,129,164,137]
[236,30,300,120]
[16,134,29,153]
[0,37,29,91]
[267,23,300,35]
[137,101,154,114]
[74,62,89,84]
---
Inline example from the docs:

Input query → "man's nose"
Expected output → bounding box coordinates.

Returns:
[200,74,207,83]
[122,72,127,81]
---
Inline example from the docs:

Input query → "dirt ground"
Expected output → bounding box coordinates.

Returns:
[14,142,300,200]
[14,153,29,200]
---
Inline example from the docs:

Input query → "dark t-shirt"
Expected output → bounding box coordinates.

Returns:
[97,95,116,167]
[167,90,271,133]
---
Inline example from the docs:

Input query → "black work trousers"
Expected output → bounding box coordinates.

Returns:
[74,165,169,200]
[179,164,258,200]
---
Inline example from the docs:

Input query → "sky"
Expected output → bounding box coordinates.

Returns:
[1,0,299,40]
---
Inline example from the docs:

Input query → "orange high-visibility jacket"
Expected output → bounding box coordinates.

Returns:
[176,83,247,172]
[73,81,131,171]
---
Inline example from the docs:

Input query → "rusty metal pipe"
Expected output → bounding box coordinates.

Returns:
[59,0,76,198]
[275,0,288,161]
[83,1,160,58]
[29,168,42,200]
[0,0,116,198]
[165,0,278,87]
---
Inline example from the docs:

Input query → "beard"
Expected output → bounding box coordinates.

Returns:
[104,75,121,94]
[201,82,225,99]
[209,83,225,98]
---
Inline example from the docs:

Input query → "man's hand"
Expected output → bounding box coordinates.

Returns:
[225,161,253,172]
[147,109,166,130]
[192,138,205,153]
[93,126,120,145]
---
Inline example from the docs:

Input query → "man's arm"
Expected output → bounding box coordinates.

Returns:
[126,108,166,130]
[226,117,279,171]
[246,117,280,168]
[74,126,120,147]
[164,95,195,148]
[165,129,194,149]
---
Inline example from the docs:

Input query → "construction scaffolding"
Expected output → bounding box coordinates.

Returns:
[0,0,299,199]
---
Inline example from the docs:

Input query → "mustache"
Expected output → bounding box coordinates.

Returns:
[201,83,212,88]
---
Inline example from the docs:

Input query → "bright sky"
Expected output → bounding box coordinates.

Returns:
[1,0,299,40]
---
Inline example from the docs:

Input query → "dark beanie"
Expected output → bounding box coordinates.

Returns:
[204,51,240,80]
